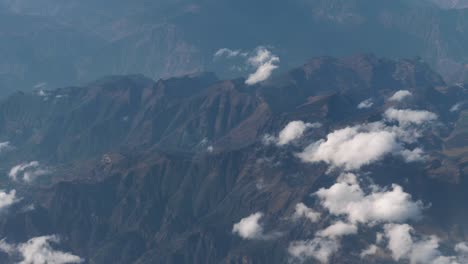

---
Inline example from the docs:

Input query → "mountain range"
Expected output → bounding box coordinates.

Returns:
[0,54,467,263]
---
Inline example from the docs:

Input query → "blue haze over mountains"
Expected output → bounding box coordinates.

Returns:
[1,0,468,96]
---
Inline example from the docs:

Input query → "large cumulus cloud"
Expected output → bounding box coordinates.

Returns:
[315,174,423,225]
[297,109,436,170]
[384,224,461,264]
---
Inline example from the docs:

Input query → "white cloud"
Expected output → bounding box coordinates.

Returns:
[0,190,20,211]
[385,224,414,261]
[33,82,47,90]
[0,239,15,254]
[232,212,281,240]
[450,102,463,112]
[276,121,321,146]
[376,232,384,244]
[317,221,358,238]
[400,148,426,162]
[455,242,468,254]
[297,123,399,170]
[410,236,447,264]
[455,243,468,264]
[384,224,459,264]
[337,172,358,185]
[315,175,423,225]
[214,48,247,58]
[292,203,321,223]
[389,90,412,102]
[360,244,379,258]
[207,146,214,153]
[261,134,277,145]
[384,108,438,126]
[9,161,50,183]
[232,212,264,240]
[297,119,432,170]
[357,98,374,109]
[0,235,83,264]
[0,141,13,153]
[245,47,280,85]
[214,46,280,85]
[288,237,339,264]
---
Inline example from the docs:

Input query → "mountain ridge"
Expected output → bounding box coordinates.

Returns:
[0,54,467,263]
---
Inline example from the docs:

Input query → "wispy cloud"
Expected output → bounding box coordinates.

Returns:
[9,161,51,183]
[450,102,464,112]
[0,141,13,154]
[316,221,358,239]
[263,121,321,146]
[214,48,247,58]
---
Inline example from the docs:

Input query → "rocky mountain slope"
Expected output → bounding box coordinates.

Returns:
[0,54,467,263]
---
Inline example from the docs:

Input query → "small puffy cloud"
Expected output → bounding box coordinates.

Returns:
[232,212,264,240]
[277,121,321,146]
[0,190,20,211]
[245,47,280,85]
[400,148,426,162]
[292,203,321,223]
[389,90,412,102]
[357,98,374,109]
[0,235,83,264]
[384,224,459,264]
[384,108,438,126]
[288,237,339,264]
[360,244,379,258]
[317,221,358,238]
[9,161,50,183]
[315,175,423,225]
[232,212,281,240]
